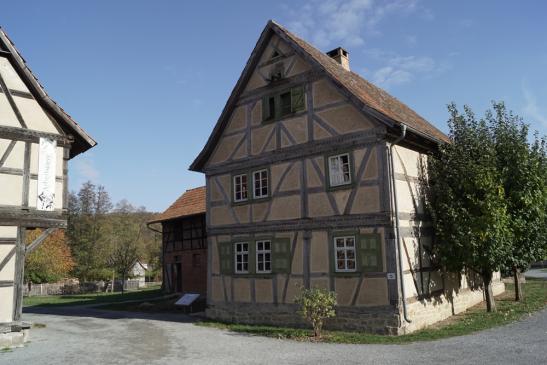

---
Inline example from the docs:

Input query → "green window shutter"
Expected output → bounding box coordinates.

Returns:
[262,96,270,121]
[358,233,382,272]
[249,242,257,275]
[218,241,233,275]
[272,237,291,273]
[290,86,305,112]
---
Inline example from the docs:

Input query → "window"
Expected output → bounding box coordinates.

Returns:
[280,90,292,116]
[233,174,248,202]
[328,153,351,187]
[253,169,269,199]
[234,242,249,274]
[334,236,356,272]
[256,240,272,273]
[262,86,305,122]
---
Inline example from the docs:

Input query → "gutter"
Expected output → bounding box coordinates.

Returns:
[388,124,412,323]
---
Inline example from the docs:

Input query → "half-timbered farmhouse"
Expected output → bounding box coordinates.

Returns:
[149,187,207,296]
[0,28,95,340]
[187,21,505,334]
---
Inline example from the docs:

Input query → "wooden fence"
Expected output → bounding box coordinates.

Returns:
[23,280,159,296]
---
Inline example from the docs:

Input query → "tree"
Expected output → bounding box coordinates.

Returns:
[490,102,547,300]
[25,229,75,285]
[67,181,112,281]
[106,201,143,293]
[425,103,512,312]
[295,287,337,339]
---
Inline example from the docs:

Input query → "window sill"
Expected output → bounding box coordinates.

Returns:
[326,182,355,192]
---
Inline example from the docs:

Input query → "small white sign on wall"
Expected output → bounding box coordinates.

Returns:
[37,137,57,211]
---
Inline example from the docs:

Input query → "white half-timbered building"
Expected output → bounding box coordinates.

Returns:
[0,27,95,340]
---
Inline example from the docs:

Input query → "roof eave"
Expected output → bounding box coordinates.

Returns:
[0,28,96,159]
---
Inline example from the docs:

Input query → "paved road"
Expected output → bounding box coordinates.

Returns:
[1,306,546,365]
[526,269,547,280]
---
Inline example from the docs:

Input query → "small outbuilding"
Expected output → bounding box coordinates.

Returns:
[149,187,207,297]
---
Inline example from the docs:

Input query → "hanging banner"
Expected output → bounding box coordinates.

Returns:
[37,137,57,211]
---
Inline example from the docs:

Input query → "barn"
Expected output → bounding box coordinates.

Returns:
[149,187,207,297]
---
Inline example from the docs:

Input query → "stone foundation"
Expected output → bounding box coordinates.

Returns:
[0,322,30,348]
[206,303,401,335]
[401,279,505,334]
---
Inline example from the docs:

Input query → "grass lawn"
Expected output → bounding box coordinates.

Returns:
[23,284,163,308]
[197,279,547,344]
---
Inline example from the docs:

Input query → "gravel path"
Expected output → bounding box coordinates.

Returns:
[1,306,546,365]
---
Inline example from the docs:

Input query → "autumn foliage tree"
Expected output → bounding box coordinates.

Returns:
[25,229,75,284]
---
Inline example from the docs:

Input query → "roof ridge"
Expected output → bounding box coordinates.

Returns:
[270,21,449,143]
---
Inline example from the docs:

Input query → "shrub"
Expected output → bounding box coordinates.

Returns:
[294,287,337,338]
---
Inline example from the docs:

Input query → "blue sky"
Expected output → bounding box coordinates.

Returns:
[2,1,546,212]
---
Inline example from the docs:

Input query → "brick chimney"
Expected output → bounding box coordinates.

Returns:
[326,47,350,71]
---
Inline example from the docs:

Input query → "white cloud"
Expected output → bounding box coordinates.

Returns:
[73,156,99,183]
[404,35,417,47]
[370,54,440,88]
[286,0,419,49]
[522,83,547,127]
[284,0,445,90]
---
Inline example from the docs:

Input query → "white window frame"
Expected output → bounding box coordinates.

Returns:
[328,153,352,187]
[233,174,248,203]
[253,169,269,199]
[256,240,272,274]
[234,242,249,274]
[334,236,357,273]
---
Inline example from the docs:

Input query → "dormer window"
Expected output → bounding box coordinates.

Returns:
[262,86,305,122]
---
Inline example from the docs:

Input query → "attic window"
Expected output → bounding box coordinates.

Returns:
[262,86,305,122]
[271,50,280,59]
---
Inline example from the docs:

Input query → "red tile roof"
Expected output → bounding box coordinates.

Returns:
[274,22,449,143]
[149,186,206,223]
[190,21,449,172]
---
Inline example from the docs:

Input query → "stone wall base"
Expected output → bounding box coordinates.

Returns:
[0,330,28,348]
[400,280,505,334]
[206,303,401,335]
[0,322,31,349]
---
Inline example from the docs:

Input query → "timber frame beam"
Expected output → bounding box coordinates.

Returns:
[204,127,385,175]
[0,207,67,229]
[0,125,73,147]
[26,227,57,254]
[208,213,390,235]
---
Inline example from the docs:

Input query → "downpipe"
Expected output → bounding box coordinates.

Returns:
[389,124,411,323]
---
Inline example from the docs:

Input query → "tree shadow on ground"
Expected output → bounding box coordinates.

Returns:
[23,302,201,324]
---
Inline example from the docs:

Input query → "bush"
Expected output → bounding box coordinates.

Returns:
[294,287,337,338]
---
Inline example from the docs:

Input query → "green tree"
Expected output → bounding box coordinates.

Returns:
[67,181,112,281]
[106,200,145,293]
[490,102,547,300]
[425,104,512,312]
